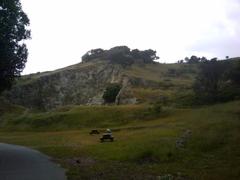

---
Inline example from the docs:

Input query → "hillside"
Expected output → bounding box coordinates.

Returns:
[2,58,198,110]
[3,45,239,110]
[1,48,240,179]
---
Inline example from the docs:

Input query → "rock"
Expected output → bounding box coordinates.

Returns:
[115,77,138,105]
[87,94,104,105]
[3,62,125,109]
[176,129,192,149]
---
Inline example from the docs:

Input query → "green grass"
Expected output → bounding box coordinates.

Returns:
[0,101,240,179]
[1,104,166,131]
[123,63,197,105]
[17,61,103,86]
[124,63,197,83]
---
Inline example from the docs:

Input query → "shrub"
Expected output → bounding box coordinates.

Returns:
[103,83,122,103]
[152,102,162,114]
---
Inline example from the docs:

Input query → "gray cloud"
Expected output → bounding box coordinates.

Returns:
[188,0,240,59]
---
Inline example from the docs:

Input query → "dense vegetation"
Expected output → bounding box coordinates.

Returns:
[193,59,240,104]
[0,0,31,93]
[82,46,159,66]
[102,83,122,103]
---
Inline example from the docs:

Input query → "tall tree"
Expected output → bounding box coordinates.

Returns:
[193,60,226,103]
[0,0,31,93]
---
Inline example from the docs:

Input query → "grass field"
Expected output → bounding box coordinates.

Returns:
[122,63,197,106]
[0,101,240,179]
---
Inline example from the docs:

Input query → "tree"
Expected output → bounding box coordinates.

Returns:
[228,61,240,85]
[189,55,200,63]
[193,61,226,103]
[210,57,218,62]
[0,0,31,93]
[200,56,208,63]
[81,46,160,65]
[184,57,190,63]
[139,49,159,63]
[81,48,105,63]
[177,60,184,63]
[108,51,134,66]
[193,59,240,104]
[184,56,208,64]
[131,49,159,63]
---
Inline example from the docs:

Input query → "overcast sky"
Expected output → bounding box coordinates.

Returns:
[21,0,240,74]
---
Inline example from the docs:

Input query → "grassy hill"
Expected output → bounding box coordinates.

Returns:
[2,59,199,109]
[3,56,240,109]
[1,56,240,179]
[125,63,198,105]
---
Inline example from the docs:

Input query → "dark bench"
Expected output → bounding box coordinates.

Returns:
[100,133,114,142]
[89,129,100,135]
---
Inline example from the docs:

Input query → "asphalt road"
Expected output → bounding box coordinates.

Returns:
[0,143,67,180]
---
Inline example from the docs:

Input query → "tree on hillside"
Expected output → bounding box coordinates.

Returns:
[81,46,159,65]
[139,49,159,63]
[184,55,202,64]
[228,61,240,85]
[193,60,226,103]
[189,55,200,63]
[106,46,134,66]
[108,51,134,66]
[200,56,208,63]
[81,48,105,63]
[184,56,209,64]
[0,0,31,93]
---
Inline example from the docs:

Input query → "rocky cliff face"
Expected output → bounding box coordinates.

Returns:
[4,61,133,109]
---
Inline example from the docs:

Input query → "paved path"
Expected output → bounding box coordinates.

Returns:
[0,143,67,180]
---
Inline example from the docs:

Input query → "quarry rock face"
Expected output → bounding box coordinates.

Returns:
[4,61,138,109]
[2,46,165,109]
[115,76,137,105]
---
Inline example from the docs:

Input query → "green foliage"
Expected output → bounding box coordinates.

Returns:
[151,102,162,114]
[0,0,31,93]
[227,61,240,84]
[193,59,240,104]
[107,47,134,67]
[81,46,159,66]
[81,48,105,62]
[184,56,208,64]
[2,104,166,130]
[193,60,226,103]
[103,83,121,103]
[131,48,159,63]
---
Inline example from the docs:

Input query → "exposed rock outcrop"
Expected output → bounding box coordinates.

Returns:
[4,61,132,109]
[115,76,137,105]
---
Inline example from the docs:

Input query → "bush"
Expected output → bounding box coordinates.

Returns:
[103,83,122,103]
[193,60,240,104]
[151,102,162,114]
